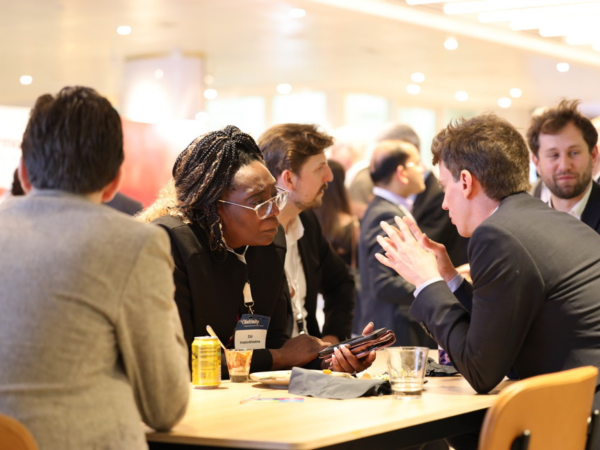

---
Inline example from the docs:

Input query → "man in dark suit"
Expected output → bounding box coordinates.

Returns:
[358,140,435,347]
[377,114,600,450]
[259,124,356,351]
[528,99,600,234]
[349,123,468,265]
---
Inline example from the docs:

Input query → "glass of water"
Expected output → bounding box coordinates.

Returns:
[385,347,429,399]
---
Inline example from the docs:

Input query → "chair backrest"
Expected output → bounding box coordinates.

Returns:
[0,414,38,450]
[479,366,598,450]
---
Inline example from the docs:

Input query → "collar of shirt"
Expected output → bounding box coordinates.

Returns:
[285,214,305,245]
[547,181,593,220]
[226,245,249,264]
[373,186,414,212]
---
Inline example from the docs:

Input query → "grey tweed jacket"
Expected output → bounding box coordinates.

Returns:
[0,190,190,450]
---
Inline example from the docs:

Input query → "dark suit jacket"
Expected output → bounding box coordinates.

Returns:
[297,211,354,341]
[581,181,600,234]
[105,192,143,216]
[411,193,600,410]
[153,215,290,373]
[358,195,436,347]
[412,172,469,266]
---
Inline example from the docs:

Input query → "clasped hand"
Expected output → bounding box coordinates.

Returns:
[375,216,458,286]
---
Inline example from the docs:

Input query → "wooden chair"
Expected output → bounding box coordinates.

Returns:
[0,414,38,450]
[478,366,599,450]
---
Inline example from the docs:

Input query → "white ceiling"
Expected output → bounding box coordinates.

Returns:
[3,0,600,116]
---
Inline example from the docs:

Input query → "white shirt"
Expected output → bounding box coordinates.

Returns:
[547,182,593,221]
[372,186,415,221]
[284,216,308,337]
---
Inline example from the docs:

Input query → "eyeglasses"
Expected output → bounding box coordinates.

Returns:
[405,161,425,171]
[218,186,289,220]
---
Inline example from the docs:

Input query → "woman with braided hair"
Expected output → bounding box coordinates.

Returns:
[140,125,363,375]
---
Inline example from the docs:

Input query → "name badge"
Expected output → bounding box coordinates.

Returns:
[235,314,270,349]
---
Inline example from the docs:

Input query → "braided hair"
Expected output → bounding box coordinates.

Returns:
[172,125,264,260]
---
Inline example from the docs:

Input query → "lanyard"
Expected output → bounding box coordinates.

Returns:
[243,281,254,316]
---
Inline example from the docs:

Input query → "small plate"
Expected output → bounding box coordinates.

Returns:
[249,370,293,386]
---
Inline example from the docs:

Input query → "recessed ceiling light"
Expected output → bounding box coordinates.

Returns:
[290,8,306,18]
[20,75,32,85]
[411,72,425,83]
[455,91,468,102]
[509,88,522,98]
[498,97,512,108]
[406,84,421,95]
[277,83,292,94]
[556,62,570,72]
[117,26,132,35]
[204,89,218,100]
[154,69,164,79]
[444,38,459,50]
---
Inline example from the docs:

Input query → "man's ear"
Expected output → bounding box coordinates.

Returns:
[531,152,540,170]
[460,169,474,199]
[17,157,32,194]
[100,167,122,203]
[279,169,297,191]
[590,145,598,167]
[395,165,409,185]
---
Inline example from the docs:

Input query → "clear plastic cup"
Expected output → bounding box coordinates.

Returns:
[225,349,253,382]
[385,347,429,399]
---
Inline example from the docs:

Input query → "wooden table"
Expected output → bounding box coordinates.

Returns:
[146,352,511,450]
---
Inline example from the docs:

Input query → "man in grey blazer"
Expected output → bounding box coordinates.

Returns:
[377,114,600,449]
[0,87,189,449]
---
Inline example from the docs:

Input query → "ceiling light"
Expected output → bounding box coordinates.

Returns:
[195,112,209,121]
[455,91,468,102]
[593,42,600,51]
[445,0,582,15]
[509,88,522,98]
[407,84,421,95]
[444,38,459,50]
[290,8,306,18]
[556,62,570,72]
[117,26,132,35]
[204,89,218,100]
[154,69,164,79]
[498,97,512,108]
[277,83,292,94]
[411,72,425,83]
[480,4,600,25]
[20,75,32,85]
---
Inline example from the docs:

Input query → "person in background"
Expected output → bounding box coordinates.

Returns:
[313,159,359,269]
[349,123,468,266]
[528,99,600,234]
[377,113,600,450]
[359,140,435,347]
[139,125,374,375]
[259,124,356,347]
[105,191,143,215]
[0,86,190,449]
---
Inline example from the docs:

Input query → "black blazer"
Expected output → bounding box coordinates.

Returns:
[581,181,600,234]
[358,195,435,347]
[297,210,354,341]
[411,193,600,410]
[153,215,290,373]
[412,172,469,266]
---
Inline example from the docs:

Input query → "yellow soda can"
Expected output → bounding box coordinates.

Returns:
[191,336,221,389]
